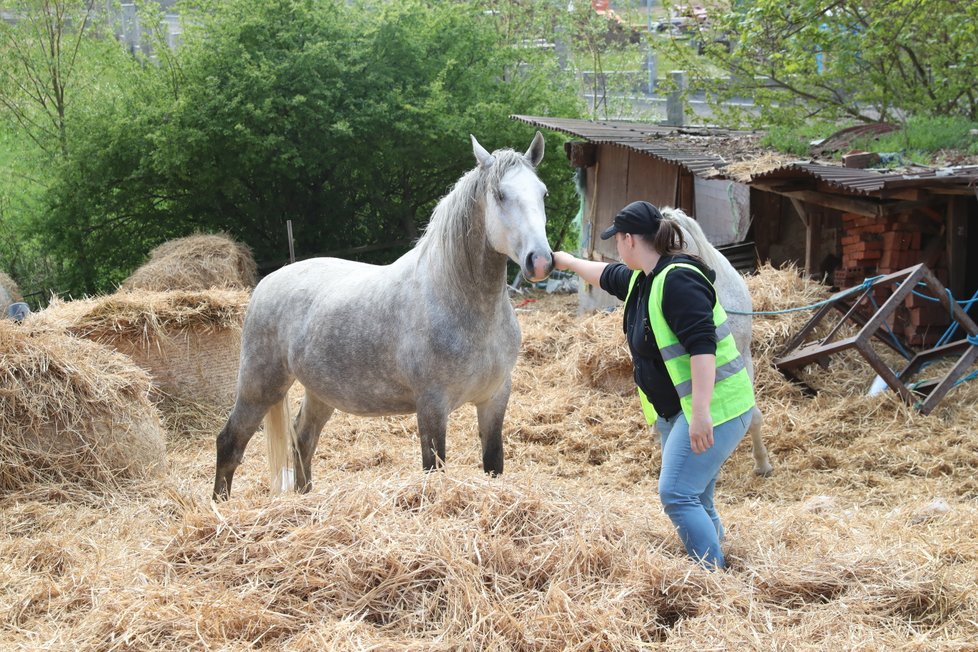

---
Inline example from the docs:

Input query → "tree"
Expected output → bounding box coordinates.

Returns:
[0,0,138,295]
[661,0,978,125]
[41,0,584,294]
[0,0,106,157]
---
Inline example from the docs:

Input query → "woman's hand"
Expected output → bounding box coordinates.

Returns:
[549,251,608,287]
[552,251,574,271]
[688,354,716,454]
[689,410,714,454]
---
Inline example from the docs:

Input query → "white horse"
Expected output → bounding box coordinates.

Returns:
[213,133,553,499]
[661,207,774,476]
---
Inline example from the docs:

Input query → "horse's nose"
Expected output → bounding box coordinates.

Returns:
[525,251,553,282]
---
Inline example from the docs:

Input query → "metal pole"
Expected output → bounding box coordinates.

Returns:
[666,70,687,126]
[646,0,655,95]
[286,220,295,264]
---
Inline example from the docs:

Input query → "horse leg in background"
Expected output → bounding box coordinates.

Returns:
[416,398,450,471]
[649,408,773,477]
[475,378,511,476]
[292,392,335,493]
[213,366,294,500]
[748,406,774,476]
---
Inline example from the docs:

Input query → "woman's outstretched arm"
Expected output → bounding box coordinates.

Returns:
[552,251,608,288]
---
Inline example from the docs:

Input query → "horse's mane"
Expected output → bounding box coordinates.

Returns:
[416,148,531,293]
[660,207,726,273]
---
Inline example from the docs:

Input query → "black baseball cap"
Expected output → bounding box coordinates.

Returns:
[600,201,663,240]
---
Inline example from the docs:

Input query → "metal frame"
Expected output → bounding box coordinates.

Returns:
[773,264,978,414]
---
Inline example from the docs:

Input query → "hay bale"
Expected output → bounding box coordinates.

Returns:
[120,233,257,292]
[28,289,249,410]
[0,269,21,310]
[0,320,166,491]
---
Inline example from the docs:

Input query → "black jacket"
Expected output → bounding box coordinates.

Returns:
[600,254,718,419]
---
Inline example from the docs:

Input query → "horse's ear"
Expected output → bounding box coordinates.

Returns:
[471,134,495,168]
[524,131,545,167]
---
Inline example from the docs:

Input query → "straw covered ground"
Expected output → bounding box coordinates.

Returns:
[2,265,977,650]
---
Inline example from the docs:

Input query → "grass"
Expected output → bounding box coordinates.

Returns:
[761,121,839,157]
[852,116,978,158]
[761,116,978,163]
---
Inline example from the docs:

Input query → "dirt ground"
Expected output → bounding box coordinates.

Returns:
[2,278,977,650]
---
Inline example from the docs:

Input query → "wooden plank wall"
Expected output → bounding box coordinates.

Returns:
[587,146,680,262]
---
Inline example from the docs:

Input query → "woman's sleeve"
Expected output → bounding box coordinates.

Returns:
[599,262,633,301]
[662,269,718,356]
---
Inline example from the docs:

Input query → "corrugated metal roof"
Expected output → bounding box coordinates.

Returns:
[511,114,747,176]
[749,161,978,197]
[513,114,978,197]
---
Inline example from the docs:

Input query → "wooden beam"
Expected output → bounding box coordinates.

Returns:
[928,187,978,196]
[947,196,968,299]
[753,183,936,218]
[790,197,815,276]
[753,184,878,216]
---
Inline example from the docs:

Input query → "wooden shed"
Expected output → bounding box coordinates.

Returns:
[511,115,978,345]
[512,115,762,311]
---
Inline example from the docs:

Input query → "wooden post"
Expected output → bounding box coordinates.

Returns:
[790,197,815,277]
[947,197,967,299]
[286,220,295,264]
[666,71,687,127]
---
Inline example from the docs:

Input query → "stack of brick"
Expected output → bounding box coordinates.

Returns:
[833,211,949,348]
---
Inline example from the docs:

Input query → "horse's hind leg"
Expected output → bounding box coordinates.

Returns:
[214,367,294,500]
[292,392,335,493]
[749,405,774,477]
[476,378,510,476]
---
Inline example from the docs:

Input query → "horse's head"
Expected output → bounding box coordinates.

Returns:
[472,132,553,283]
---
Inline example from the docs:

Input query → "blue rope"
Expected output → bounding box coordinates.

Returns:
[953,369,978,388]
[727,275,882,316]
[907,286,978,347]
[731,275,978,389]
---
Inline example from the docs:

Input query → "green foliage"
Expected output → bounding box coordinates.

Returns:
[0,1,142,297]
[36,0,584,294]
[659,0,978,126]
[760,121,836,157]
[0,118,47,295]
[758,115,978,163]
[855,116,978,156]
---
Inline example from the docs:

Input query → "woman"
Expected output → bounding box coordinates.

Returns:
[553,200,754,570]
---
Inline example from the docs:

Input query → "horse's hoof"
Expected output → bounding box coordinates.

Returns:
[753,464,774,477]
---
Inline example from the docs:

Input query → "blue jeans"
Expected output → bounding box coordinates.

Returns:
[656,408,751,570]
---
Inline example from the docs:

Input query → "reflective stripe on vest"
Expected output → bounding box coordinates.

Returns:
[626,264,755,426]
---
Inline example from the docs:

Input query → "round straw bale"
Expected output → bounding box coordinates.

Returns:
[0,269,21,310]
[27,289,250,411]
[0,320,166,491]
[120,232,257,292]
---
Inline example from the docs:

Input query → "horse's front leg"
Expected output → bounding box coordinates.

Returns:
[476,377,510,476]
[416,398,449,471]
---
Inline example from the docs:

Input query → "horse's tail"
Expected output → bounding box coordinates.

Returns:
[265,398,297,494]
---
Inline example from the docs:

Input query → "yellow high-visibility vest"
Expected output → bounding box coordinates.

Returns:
[626,264,755,425]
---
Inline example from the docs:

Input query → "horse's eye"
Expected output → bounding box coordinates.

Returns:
[497,191,507,203]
